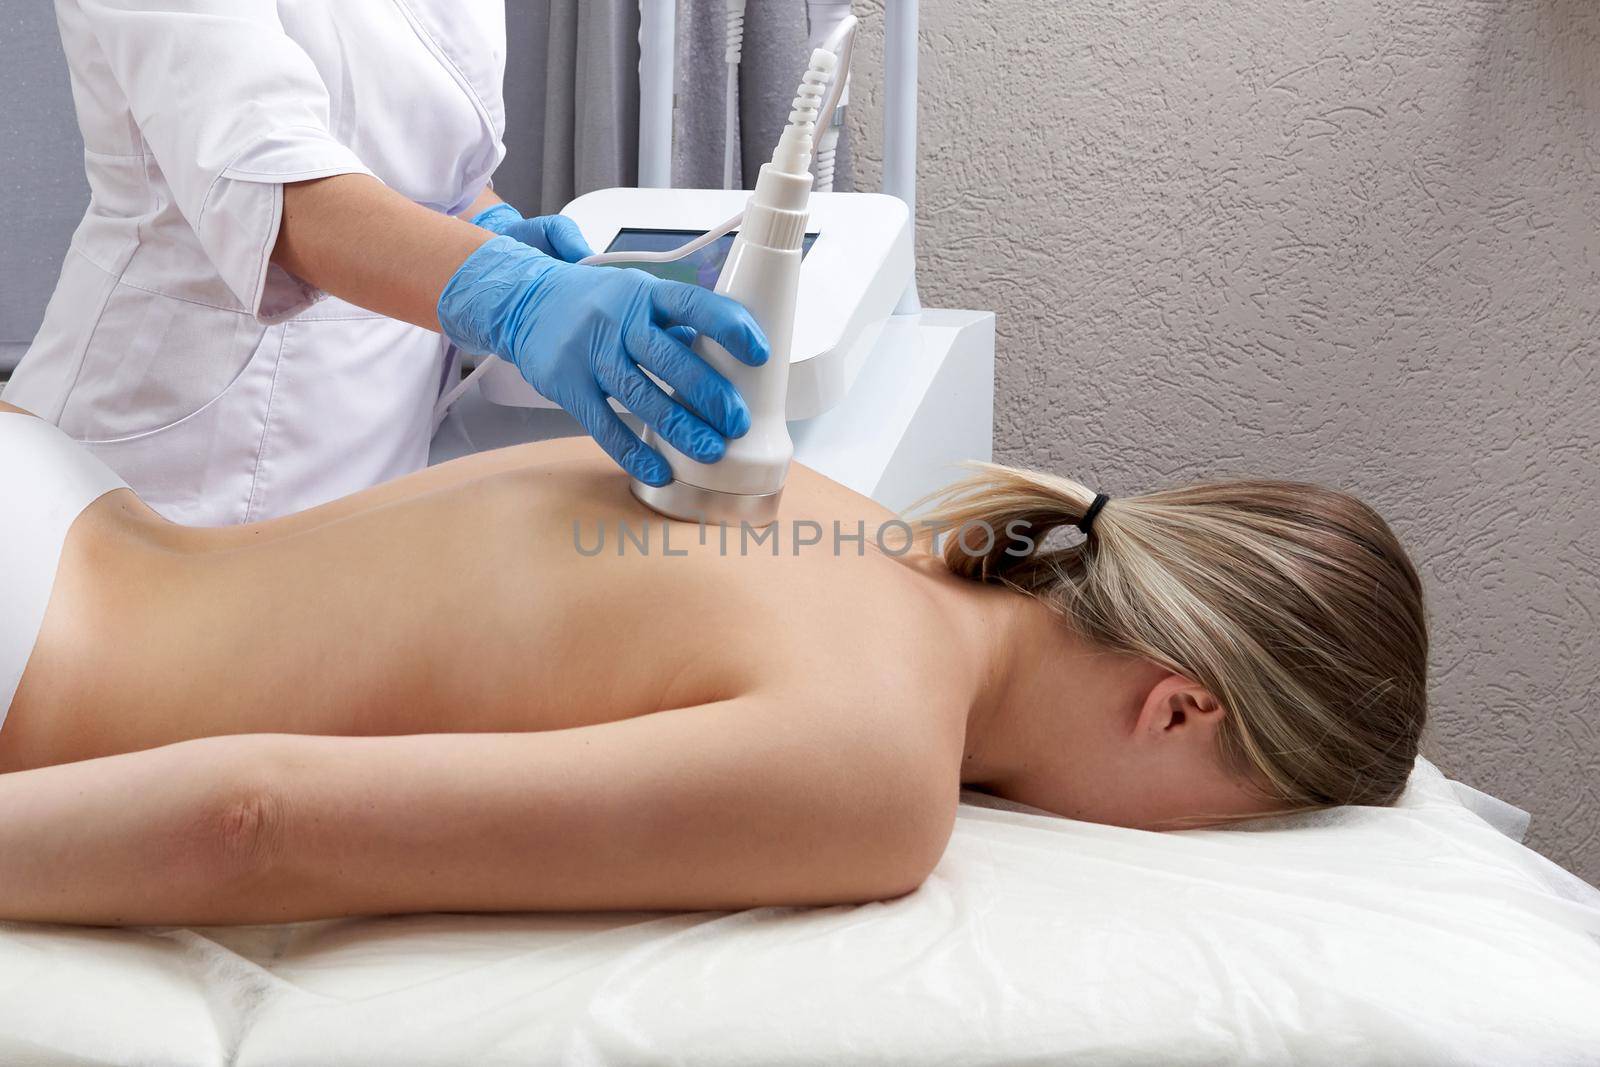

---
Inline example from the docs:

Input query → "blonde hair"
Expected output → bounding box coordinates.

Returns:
[919,464,1428,808]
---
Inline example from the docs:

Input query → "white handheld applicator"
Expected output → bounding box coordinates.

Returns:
[630,48,838,527]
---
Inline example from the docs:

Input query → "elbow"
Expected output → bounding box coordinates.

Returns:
[830,781,957,905]
[162,738,296,922]
[205,781,287,880]
[850,861,937,905]
[864,819,952,903]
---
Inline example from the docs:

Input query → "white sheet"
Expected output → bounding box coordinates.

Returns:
[1,759,1596,1066]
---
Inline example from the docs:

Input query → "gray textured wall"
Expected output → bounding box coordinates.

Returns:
[851,0,1600,881]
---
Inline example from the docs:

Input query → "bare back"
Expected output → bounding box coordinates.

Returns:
[3,434,984,771]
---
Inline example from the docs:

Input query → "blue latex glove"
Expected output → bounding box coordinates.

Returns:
[471,202,594,263]
[474,203,698,348]
[475,203,701,348]
[437,236,770,485]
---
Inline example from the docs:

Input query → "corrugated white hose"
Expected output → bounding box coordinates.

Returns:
[581,22,848,272]
[770,48,833,173]
[723,0,746,190]
[814,109,841,192]
[813,123,835,191]
[723,64,739,189]
[806,18,854,191]
[806,2,855,192]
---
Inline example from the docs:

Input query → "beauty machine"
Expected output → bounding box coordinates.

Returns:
[433,1,995,517]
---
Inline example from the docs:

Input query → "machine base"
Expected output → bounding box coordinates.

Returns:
[629,478,784,527]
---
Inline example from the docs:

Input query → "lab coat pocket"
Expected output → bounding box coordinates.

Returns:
[74,313,288,526]
[61,284,274,441]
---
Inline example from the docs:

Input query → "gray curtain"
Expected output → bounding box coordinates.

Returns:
[496,0,852,211]
[0,4,89,373]
[497,0,642,214]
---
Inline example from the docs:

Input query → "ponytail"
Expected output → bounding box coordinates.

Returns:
[917,463,1107,596]
[916,463,1429,809]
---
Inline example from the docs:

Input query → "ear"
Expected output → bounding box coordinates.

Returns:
[1134,673,1226,740]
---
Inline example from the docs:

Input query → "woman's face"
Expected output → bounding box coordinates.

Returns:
[1004,751,1280,831]
[997,673,1283,830]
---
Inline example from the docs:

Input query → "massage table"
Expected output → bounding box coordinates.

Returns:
[2,759,1596,1065]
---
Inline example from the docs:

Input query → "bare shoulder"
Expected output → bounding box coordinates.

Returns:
[735,683,963,896]
[759,596,972,796]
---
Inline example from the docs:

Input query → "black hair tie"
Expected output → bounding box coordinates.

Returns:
[1077,493,1110,537]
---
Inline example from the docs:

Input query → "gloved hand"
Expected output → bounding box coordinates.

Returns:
[471,202,594,263]
[474,203,702,348]
[437,235,769,485]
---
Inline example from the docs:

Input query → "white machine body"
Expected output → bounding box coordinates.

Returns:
[476,187,912,422]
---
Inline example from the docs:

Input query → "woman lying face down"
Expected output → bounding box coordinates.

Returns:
[0,400,1426,925]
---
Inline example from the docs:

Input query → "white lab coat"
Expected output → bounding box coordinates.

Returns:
[3,0,507,524]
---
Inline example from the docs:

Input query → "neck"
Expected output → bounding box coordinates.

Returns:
[951,582,1154,796]
[954,588,1037,787]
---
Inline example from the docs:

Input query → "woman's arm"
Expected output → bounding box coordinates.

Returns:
[273,178,581,335]
[273,174,494,333]
[271,173,761,486]
[459,185,504,221]
[0,698,956,925]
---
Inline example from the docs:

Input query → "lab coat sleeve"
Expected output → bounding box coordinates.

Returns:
[78,0,377,322]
